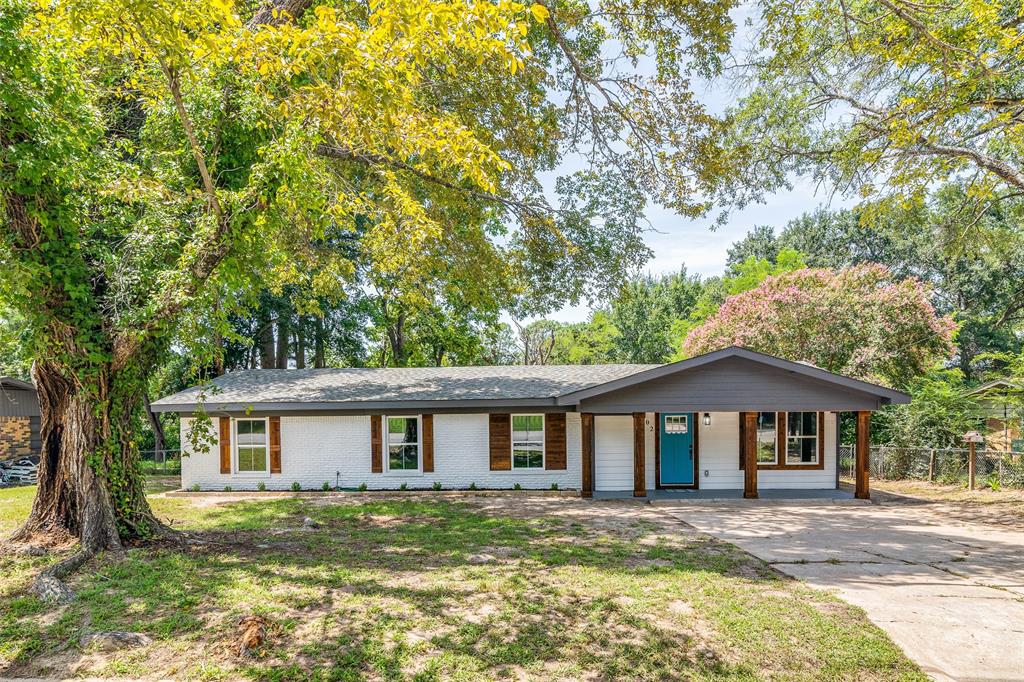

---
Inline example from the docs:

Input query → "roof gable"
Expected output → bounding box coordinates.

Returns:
[557,347,908,408]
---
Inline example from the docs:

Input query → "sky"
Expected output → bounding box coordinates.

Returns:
[529,7,860,325]
[547,180,854,323]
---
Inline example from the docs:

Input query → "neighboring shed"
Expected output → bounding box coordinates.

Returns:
[0,377,40,460]
[965,378,1023,452]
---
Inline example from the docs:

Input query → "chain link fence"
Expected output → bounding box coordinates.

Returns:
[140,448,181,475]
[839,445,1024,489]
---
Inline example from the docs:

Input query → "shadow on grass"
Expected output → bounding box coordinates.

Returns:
[0,498,917,681]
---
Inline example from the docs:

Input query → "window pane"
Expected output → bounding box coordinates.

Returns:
[802,412,817,435]
[786,439,801,463]
[755,412,776,463]
[388,417,418,445]
[512,415,544,442]
[237,419,266,446]
[664,415,688,434]
[238,446,266,472]
[388,444,419,470]
[786,438,818,464]
[801,438,817,463]
[513,445,543,469]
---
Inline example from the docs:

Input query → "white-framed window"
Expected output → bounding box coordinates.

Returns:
[664,415,688,434]
[756,412,778,464]
[786,411,819,464]
[385,415,420,472]
[235,418,269,474]
[511,414,545,469]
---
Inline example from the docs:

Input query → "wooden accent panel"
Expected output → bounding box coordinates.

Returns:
[632,412,646,497]
[489,414,511,470]
[855,410,871,499]
[653,412,661,488]
[422,414,434,473]
[370,415,382,473]
[545,413,567,470]
[693,413,700,490]
[743,411,758,499]
[269,416,281,474]
[581,413,594,498]
[219,416,231,474]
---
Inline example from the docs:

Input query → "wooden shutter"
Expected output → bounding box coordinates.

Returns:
[269,416,281,474]
[489,414,511,470]
[370,415,382,473]
[544,413,567,470]
[219,417,231,474]
[422,414,434,472]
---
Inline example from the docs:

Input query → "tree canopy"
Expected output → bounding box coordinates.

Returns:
[717,0,1024,228]
[681,264,957,388]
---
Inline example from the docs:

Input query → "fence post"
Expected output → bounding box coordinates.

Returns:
[999,456,1004,488]
[968,442,976,490]
[928,449,936,482]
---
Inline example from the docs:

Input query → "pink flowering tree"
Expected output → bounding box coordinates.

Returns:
[681,264,956,388]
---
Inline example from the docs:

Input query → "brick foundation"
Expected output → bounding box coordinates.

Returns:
[0,416,33,459]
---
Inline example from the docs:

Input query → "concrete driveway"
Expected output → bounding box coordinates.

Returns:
[662,501,1024,682]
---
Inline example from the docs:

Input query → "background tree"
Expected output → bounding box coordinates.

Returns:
[3,0,743,568]
[719,0,1024,228]
[681,264,957,388]
[0,0,551,564]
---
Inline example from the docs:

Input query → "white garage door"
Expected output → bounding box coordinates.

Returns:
[595,415,634,491]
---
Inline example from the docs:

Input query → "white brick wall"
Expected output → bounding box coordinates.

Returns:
[180,410,835,492]
[181,413,582,491]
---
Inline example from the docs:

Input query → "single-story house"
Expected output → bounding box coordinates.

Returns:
[152,346,908,499]
[0,377,40,461]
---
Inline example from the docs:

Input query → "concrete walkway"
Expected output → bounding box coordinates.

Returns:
[661,502,1024,682]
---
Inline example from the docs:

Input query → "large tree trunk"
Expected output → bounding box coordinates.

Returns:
[275,310,289,369]
[313,316,326,368]
[12,362,164,552]
[258,308,276,369]
[295,316,306,369]
[143,394,166,455]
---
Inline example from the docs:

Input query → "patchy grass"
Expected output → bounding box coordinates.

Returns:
[858,479,1024,528]
[1,490,924,681]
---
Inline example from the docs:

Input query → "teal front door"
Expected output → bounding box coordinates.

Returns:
[660,413,695,485]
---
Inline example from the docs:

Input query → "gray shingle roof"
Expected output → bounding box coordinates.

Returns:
[151,364,658,411]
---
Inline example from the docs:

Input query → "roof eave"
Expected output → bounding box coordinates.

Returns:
[151,397,567,414]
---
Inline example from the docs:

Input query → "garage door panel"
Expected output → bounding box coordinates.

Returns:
[595,416,633,491]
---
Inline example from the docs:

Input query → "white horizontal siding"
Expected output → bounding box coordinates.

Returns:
[697,411,837,490]
[595,415,633,491]
[181,413,581,491]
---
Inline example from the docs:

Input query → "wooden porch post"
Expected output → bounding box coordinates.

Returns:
[581,413,594,498]
[855,410,871,500]
[633,412,646,497]
[743,411,758,499]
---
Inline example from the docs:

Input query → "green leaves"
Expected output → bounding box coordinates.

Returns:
[717,0,1024,223]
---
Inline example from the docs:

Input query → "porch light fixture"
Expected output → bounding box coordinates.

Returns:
[702,413,711,426]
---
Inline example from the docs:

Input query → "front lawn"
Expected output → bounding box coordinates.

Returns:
[0,488,924,680]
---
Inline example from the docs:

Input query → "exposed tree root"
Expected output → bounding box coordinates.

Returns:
[30,549,95,604]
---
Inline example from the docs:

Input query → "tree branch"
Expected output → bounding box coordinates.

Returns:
[314,143,553,218]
